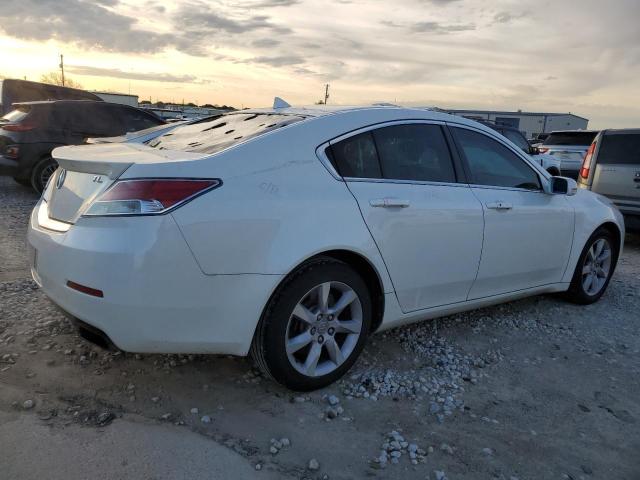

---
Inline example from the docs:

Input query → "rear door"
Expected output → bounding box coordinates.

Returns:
[327,122,484,313]
[591,131,640,215]
[449,125,574,299]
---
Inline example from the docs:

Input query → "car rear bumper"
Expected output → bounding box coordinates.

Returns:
[27,201,281,355]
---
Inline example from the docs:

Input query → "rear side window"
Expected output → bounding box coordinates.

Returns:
[373,124,456,182]
[544,132,597,146]
[597,133,640,165]
[115,107,163,132]
[329,131,381,178]
[148,113,305,154]
[452,127,541,190]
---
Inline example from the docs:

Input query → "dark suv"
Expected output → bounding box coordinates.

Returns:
[0,100,164,192]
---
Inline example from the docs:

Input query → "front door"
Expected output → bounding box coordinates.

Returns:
[328,122,484,312]
[449,125,574,299]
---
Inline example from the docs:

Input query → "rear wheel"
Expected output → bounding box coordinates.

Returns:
[564,228,618,304]
[251,257,371,391]
[30,157,58,193]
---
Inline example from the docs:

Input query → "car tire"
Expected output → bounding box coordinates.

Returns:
[12,177,32,187]
[30,156,58,194]
[564,227,618,305]
[251,257,372,391]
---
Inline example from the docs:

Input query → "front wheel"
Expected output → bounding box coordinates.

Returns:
[564,228,618,304]
[251,257,371,391]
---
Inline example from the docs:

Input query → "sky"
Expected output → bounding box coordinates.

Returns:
[0,0,639,128]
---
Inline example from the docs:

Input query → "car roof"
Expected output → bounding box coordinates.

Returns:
[602,128,640,135]
[547,129,599,134]
[232,104,493,130]
[13,100,125,107]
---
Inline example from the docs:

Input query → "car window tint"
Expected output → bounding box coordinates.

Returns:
[502,129,529,151]
[372,124,456,182]
[329,132,382,178]
[597,133,640,165]
[148,113,305,154]
[544,132,597,146]
[119,107,163,132]
[453,128,541,190]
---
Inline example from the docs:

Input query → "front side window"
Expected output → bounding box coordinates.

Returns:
[452,127,541,190]
[372,124,456,183]
[329,131,381,179]
[502,129,530,152]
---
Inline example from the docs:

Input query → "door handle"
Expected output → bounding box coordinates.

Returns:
[486,201,512,210]
[370,198,411,208]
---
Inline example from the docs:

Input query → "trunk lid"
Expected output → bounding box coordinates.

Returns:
[47,143,204,223]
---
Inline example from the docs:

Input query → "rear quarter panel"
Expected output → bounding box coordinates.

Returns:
[123,112,403,293]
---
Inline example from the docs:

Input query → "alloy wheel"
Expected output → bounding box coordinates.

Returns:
[581,238,612,296]
[285,281,363,377]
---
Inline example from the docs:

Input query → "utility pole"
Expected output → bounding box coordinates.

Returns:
[324,84,330,105]
[59,54,65,87]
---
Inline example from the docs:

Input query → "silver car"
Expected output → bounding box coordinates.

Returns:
[539,130,599,179]
[578,128,640,230]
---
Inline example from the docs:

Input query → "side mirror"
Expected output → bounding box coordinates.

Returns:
[528,145,540,155]
[548,176,578,196]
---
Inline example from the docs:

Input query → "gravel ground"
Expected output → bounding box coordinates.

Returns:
[1,176,639,479]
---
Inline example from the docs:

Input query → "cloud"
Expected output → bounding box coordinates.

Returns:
[410,21,475,34]
[245,0,300,7]
[66,65,206,83]
[0,0,175,53]
[242,55,306,67]
[382,19,475,34]
[252,38,281,48]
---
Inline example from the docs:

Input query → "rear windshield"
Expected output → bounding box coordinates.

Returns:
[597,133,640,165]
[147,112,306,154]
[544,131,597,146]
[1,105,31,123]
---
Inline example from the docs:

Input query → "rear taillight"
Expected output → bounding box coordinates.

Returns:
[83,178,221,217]
[538,147,550,153]
[1,124,35,132]
[580,143,596,180]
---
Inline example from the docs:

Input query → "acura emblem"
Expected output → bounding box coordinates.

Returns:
[56,169,67,189]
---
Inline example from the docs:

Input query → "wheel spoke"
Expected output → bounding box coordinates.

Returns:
[317,282,331,313]
[596,267,607,278]
[582,264,592,275]
[325,338,344,366]
[303,342,322,376]
[286,331,313,354]
[583,273,594,292]
[597,249,611,262]
[292,303,315,325]
[587,246,595,262]
[330,290,356,316]
[334,319,361,334]
[594,239,604,258]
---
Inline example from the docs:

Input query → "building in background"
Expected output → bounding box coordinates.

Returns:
[92,91,139,107]
[443,109,589,139]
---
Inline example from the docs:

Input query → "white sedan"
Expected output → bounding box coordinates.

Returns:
[27,105,624,390]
